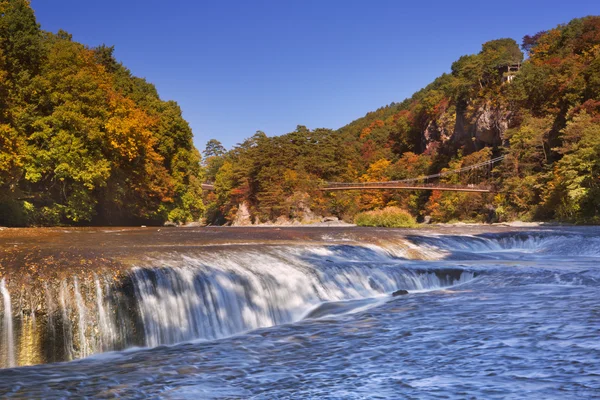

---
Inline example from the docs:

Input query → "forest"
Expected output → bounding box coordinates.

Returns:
[0,0,599,226]
[0,0,204,226]
[203,15,600,225]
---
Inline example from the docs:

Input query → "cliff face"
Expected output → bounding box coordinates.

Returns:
[337,38,524,158]
[206,16,600,225]
[473,102,511,147]
[423,110,456,153]
[421,100,512,153]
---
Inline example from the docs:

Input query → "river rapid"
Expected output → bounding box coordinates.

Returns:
[0,226,598,398]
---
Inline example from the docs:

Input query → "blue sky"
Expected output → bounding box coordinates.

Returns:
[30,0,599,151]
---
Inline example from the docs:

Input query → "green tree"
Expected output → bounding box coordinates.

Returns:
[546,112,600,221]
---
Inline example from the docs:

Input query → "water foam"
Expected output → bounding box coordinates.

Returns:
[0,243,474,367]
[0,279,15,368]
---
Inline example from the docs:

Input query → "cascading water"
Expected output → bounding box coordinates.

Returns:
[400,231,600,260]
[6,229,598,369]
[129,255,473,348]
[1,227,599,399]
[59,281,74,361]
[73,278,89,358]
[95,276,116,351]
[0,242,474,368]
[0,279,15,368]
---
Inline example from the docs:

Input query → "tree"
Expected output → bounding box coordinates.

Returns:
[203,139,226,158]
[522,31,547,53]
[0,0,44,81]
[546,112,600,221]
[0,3,206,226]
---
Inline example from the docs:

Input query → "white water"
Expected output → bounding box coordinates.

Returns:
[0,279,15,368]
[73,278,89,358]
[2,230,598,368]
[59,281,73,360]
[95,277,116,351]
[408,232,600,258]
[130,248,473,348]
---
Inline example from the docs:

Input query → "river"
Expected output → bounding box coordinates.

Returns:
[0,226,598,398]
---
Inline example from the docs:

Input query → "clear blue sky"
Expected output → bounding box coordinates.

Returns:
[30,0,599,151]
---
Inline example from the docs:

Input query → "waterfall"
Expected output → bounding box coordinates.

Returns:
[0,243,477,368]
[95,276,115,351]
[59,281,73,361]
[128,249,474,348]
[0,279,15,368]
[73,278,88,358]
[406,232,600,258]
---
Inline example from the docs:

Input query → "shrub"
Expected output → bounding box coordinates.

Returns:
[354,206,417,228]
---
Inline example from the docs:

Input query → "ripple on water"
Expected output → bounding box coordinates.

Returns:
[0,228,599,399]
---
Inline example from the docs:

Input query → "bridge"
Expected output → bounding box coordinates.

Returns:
[320,182,492,192]
[322,156,505,192]
[202,155,505,193]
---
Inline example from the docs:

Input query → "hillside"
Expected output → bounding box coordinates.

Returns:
[1,3,599,227]
[0,0,204,226]
[205,16,600,224]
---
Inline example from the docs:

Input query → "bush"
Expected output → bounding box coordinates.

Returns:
[354,207,417,228]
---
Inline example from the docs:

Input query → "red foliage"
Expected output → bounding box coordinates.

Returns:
[433,98,450,116]
[576,17,600,53]
[570,99,600,122]
[360,140,377,164]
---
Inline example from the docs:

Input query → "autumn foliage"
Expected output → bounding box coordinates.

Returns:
[205,16,600,225]
[2,4,599,226]
[0,1,204,226]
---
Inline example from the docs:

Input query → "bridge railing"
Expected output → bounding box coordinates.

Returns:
[202,155,505,193]
[322,155,505,188]
[321,182,493,191]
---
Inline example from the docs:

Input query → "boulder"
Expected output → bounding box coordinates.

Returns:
[184,221,204,227]
[392,289,409,297]
[274,215,290,225]
[232,202,252,226]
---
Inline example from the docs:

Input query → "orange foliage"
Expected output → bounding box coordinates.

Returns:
[360,119,385,139]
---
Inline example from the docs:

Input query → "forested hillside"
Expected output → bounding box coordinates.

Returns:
[0,0,204,226]
[2,2,599,227]
[205,16,600,225]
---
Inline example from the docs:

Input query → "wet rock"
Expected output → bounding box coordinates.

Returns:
[305,298,378,319]
[392,289,409,297]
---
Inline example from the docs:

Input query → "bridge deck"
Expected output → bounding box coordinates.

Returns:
[201,156,504,194]
[320,185,492,193]
[203,183,493,192]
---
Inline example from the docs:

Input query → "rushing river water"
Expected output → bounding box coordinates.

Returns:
[0,226,598,398]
